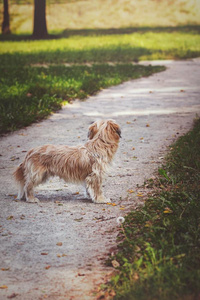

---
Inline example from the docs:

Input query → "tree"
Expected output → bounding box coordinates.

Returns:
[2,0,11,34]
[33,0,48,39]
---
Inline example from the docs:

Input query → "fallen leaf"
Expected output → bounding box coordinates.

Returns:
[111,260,120,268]
[41,252,48,255]
[78,272,85,276]
[163,207,173,214]
[180,89,185,92]
[126,121,131,124]
[1,268,10,271]
[109,290,116,297]
[56,242,63,246]
[0,285,8,289]
[7,293,18,299]
[132,147,135,150]
[45,265,51,270]
[137,193,143,197]
[57,254,61,257]
[135,246,141,252]
[133,272,139,281]
[74,217,83,222]
[18,133,27,136]
[10,156,19,161]
[112,203,117,206]
[7,216,14,220]
[145,222,152,227]
[146,124,150,127]
[127,189,134,193]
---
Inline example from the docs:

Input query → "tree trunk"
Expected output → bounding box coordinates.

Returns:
[2,0,11,34]
[33,0,48,39]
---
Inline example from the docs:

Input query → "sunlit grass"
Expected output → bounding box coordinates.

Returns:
[1,31,200,63]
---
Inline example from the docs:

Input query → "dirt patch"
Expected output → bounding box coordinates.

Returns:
[0,59,200,300]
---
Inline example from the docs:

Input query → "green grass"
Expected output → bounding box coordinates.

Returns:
[0,63,165,133]
[1,26,200,134]
[1,27,200,63]
[104,118,200,300]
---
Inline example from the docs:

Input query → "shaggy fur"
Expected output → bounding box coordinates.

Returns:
[13,119,121,203]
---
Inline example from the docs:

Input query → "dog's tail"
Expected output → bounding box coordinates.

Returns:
[14,163,24,183]
[13,163,25,199]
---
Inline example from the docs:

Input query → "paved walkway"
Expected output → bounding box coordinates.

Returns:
[0,59,200,300]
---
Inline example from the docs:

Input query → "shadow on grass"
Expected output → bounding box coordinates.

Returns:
[0,46,153,64]
[62,25,200,37]
[0,25,200,41]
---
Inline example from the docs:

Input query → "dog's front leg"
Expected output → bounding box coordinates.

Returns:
[82,183,91,199]
[85,172,109,204]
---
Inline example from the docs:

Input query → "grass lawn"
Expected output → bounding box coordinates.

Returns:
[1,0,200,134]
[104,118,200,300]
[0,25,200,134]
[0,63,165,133]
[1,27,200,63]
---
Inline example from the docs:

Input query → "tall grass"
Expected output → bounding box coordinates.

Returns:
[105,119,200,300]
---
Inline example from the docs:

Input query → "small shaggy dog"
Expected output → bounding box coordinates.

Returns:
[14,119,121,204]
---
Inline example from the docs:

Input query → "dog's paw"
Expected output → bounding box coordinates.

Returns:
[83,191,91,199]
[94,196,110,204]
[26,197,40,203]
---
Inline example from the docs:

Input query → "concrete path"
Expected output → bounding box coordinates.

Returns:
[0,59,200,300]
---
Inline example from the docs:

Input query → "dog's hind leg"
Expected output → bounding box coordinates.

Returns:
[85,172,109,204]
[14,163,25,200]
[24,179,40,203]
[17,182,25,200]
[24,168,48,203]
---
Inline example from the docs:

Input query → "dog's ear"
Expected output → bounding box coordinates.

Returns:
[88,122,98,139]
[107,120,121,138]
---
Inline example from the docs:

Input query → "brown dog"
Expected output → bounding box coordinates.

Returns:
[14,119,121,203]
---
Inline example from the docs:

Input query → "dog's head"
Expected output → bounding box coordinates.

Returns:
[88,119,121,142]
